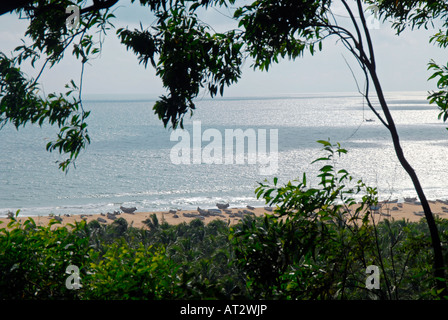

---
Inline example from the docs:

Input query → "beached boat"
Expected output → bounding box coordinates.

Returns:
[120,206,137,214]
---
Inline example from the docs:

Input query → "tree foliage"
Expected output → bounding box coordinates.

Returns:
[367,0,448,128]
[0,0,114,170]
[118,5,243,128]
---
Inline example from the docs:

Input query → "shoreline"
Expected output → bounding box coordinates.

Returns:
[2,199,448,229]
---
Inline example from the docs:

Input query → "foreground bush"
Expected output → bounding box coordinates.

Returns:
[1,211,447,300]
[84,242,182,299]
[0,215,90,299]
[231,141,447,299]
[0,212,247,299]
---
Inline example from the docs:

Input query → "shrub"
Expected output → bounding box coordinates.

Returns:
[0,213,90,299]
[230,140,445,299]
[84,241,182,299]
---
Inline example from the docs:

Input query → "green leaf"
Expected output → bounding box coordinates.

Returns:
[316,139,331,147]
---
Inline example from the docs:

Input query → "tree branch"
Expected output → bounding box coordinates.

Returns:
[0,0,120,17]
[80,0,119,15]
[0,0,34,16]
[341,0,363,51]
[356,0,376,70]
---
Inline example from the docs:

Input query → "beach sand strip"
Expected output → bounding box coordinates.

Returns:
[1,200,448,230]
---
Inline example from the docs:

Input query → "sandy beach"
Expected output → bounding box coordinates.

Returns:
[2,199,448,229]
[0,206,269,229]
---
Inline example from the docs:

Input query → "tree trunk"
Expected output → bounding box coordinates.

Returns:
[369,69,446,296]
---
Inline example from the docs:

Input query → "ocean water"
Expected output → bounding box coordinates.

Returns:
[1,91,448,217]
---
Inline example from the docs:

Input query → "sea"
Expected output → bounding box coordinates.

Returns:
[1,91,448,217]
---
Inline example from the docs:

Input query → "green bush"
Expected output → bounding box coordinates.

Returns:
[143,217,247,299]
[230,140,446,299]
[0,213,90,299]
[84,241,182,299]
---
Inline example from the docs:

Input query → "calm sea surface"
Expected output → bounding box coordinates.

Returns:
[1,91,447,217]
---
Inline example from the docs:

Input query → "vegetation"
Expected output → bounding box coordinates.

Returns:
[1,142,447,300]
[2,1,447,291]
[1,0,448,299]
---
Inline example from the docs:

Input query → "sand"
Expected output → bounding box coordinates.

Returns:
[0,207,268,229]
[1,200,448,230]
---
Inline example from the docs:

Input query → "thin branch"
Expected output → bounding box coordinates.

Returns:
[78,60,86,113]
[341,54,361,93]
[31,26,87,87]
[360,59,389,128]
[356,0,376,70]
[364,92,389,128]
[370,210,393,299]
[338,35,389,128]
[315,10,389,129]
[341,0,363,50]
[340,53,387,128]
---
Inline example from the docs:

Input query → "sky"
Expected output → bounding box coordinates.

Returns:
[0,1,447,99]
